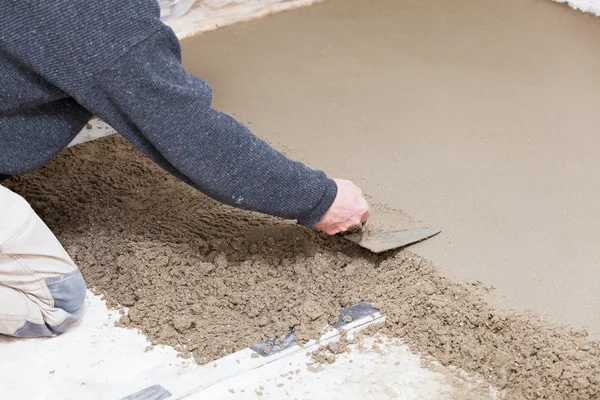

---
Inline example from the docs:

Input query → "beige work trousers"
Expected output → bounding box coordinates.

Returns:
[0,185,86,337]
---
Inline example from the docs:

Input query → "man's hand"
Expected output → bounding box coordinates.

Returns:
[313,178,370,235]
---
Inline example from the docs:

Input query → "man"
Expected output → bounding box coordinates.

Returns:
[0,0,369,338]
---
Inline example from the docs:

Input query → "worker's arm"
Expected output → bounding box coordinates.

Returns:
[71,25,367,228]
[0,0,367,230]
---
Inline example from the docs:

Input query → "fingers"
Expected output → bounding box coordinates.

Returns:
[320,200,369,235]
[313,178,370,235]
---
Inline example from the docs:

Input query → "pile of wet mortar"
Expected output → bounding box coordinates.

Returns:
[6,136,599,399]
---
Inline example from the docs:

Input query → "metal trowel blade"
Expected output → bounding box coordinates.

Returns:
[345,227,441,253]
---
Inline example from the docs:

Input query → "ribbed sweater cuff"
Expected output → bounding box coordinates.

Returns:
[297,178,338,227]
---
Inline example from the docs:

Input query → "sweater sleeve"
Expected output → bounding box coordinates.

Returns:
[73,25,337,226]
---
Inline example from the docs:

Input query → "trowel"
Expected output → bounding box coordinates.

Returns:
[344,223,441,253]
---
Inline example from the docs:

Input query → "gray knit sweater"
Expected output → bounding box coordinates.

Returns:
[0,0,337,226]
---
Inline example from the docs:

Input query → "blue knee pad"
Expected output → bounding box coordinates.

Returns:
[15,270,87,337]
[14,270,87,337]
[45,270,87,317]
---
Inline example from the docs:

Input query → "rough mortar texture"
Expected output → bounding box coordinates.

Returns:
[6,136,599,399]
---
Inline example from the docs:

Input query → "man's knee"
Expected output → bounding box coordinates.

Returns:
[46,270,86,335]
[45,270,87,317]
[10,272,86,338]
[1,186,86,338]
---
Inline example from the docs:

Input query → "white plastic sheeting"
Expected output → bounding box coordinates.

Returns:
[0,291,491,399]
[165,0,323,39]
[554,0,600,15]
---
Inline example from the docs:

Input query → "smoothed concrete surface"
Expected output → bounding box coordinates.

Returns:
[181,0,600,337]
